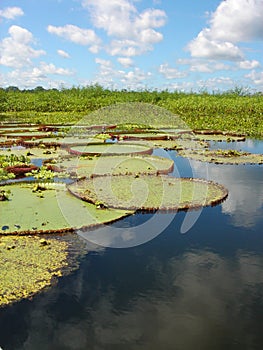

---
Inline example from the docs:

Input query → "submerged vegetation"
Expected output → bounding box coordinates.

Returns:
[0,85,262,137]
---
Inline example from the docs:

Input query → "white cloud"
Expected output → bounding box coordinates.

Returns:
[0,6,24,20]
[178,58,232,73]
[107,39,149,57]
[57,49,70,58]
[47,24,101,53]
[120,68,152,89]
[117,57,133,67]
[2,62,73,89]
[94,58,152,89]
[245,70,263,85]
[187,0,263,61]
[95,58,112,67]
[0,25,46,68]
[81,0,166,57]
[187,31,244,61]
[238,60,260,70]
[82,0,136,38]
[38,62,73,76]
[159,64,187,79]
[208,0,263,42]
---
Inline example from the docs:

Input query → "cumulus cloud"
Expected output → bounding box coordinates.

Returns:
[94,58,152,89]
[188,31,244,61]
[0,25,46,68]
[0,6,24,20]
[187,0,263,61]
[95,58,112,67]
[238,60,260,70]
[117,57,133,67]
[245,70,263,86]
[121,67,152,88]
[47,24,101,53]
[37,62,73,76]
[177,58,232,73]
[208,0,263,42]
[107,39,149,57]
[2,61,73,88]
[159,63,187,79]
[81,0,166,57]
[57,49,70,58]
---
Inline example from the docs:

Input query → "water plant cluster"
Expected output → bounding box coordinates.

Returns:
[0,235,69,307]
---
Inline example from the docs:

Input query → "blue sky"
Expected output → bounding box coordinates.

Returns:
[0,0,262,92]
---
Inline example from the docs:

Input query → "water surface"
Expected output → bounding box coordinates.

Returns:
[0,140,262,350]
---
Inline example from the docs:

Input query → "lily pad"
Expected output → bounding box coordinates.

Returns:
[0,146,69,159]
[152,138,209,150]
[3,131,52,140]
[178,148,263,164]
[68,143,153,156]
[115,133,169,140]
[0,182,133,235]
[68,175,228,211]
[193,130,246,142]
[23,136,103,147]
[55,154,174,177]
[0,235,68,307]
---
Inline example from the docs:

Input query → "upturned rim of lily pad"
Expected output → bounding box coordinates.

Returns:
[67,175,228,212]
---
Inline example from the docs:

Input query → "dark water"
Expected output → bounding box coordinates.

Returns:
[0,140,263,350]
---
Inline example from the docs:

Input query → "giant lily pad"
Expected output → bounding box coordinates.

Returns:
[68,175,228,211]
[152,138,209,150]
[0,182,133,235]
[193,130,246,142]
[0,235,68,307]
[3,131,52,140]
[23,136,103,147]
[68,143,153,156]
[55,154,174,177]
[178,148,263,164]
[0,146,69,159]
[116,133,169,140]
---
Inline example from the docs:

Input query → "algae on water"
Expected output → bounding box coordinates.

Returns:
[0,236,68,307]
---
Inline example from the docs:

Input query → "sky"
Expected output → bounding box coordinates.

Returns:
[0,0,263,92]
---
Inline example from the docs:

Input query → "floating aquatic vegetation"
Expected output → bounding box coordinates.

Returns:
[3,131,52,140]
[68,143,153,156]
[152,138,209,150]
[54,154,174,178]
[0,235,68,307]
[23,136,102,147]
[178,148,263,164]
[0,182,133,235]
[113,132,168,141]
[0,168,16,181]
[68,175,228,211]
[193,130,246,142]
[0,146,69,159]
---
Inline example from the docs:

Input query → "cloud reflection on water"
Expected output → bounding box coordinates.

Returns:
[13,248,263,350]
[190,160,263,228]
